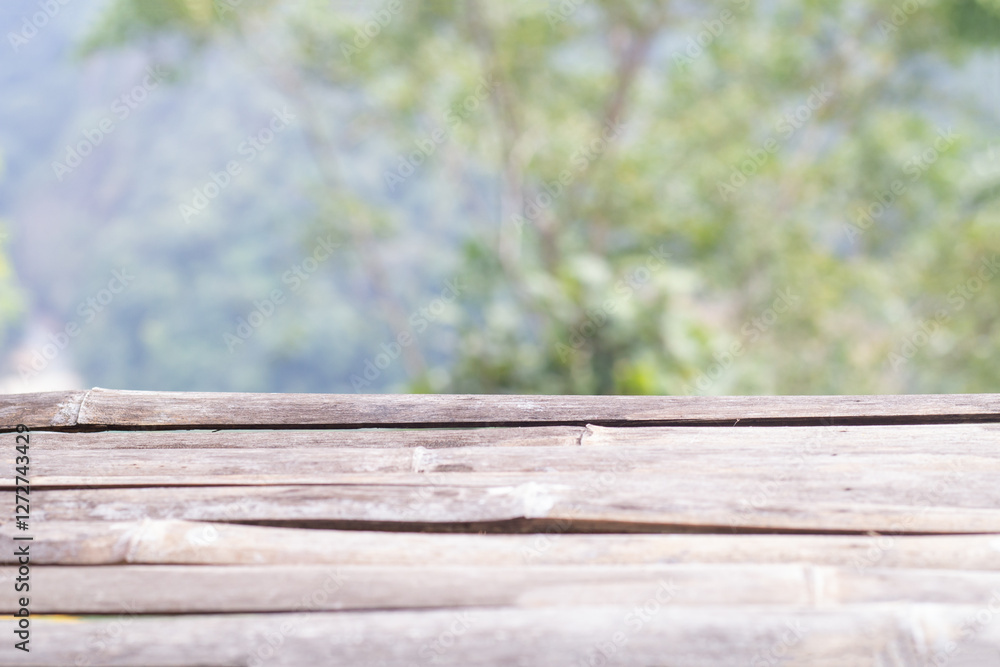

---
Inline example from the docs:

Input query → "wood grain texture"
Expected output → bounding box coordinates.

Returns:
[6,423,1000,487]
[9,606,1000,666]
[13,421,1000,450]
[0,390,86,431]
[75,388,1000,428]
[6,389,1000,666]
[8,563,1000,614]
[5,521,1000,569]
[6,425,586,450]
[27,469,1000,532]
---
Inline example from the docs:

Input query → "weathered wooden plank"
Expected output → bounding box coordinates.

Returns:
[6,520,1000,570]
[27,470,1000,532]
[0,390,86,431]
[0,564,795,613]
[581,422,1000,451]
[74,388,1000,428]
[9,420,995,490]
[8,564,1000,614]
[11,422,1000,455]
[6,425,585,449]
[10,606,1000,666]
[5,423,999,487]
[8,388,999,667]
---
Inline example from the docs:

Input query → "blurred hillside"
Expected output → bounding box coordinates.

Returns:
[0,0,998,395]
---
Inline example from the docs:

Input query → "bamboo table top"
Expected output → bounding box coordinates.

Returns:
[3,389,1000,666]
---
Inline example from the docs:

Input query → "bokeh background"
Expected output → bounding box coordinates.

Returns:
[1,0,998,396]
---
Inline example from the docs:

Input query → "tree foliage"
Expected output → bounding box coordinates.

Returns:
[27,0,1000,394]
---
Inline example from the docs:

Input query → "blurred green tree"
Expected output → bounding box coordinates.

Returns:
[80,0,1000,395]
